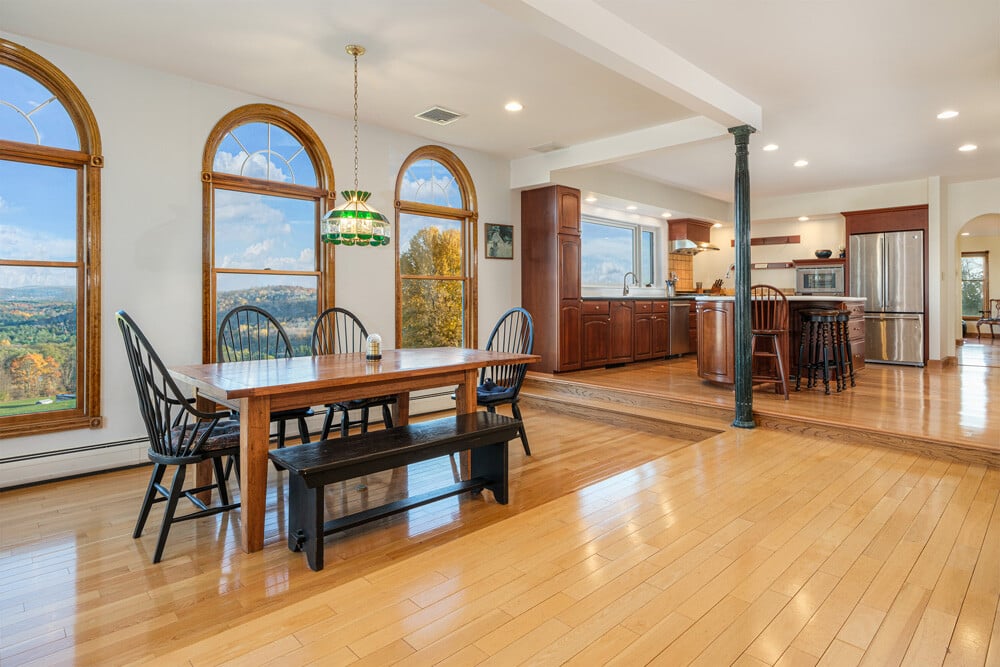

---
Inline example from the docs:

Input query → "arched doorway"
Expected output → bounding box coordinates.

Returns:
[957,213,1000,367]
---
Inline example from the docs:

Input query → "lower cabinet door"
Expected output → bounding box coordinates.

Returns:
[582,315,610,367]
[634,314,652,360]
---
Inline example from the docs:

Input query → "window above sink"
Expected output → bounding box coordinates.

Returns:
[581,217,661,288]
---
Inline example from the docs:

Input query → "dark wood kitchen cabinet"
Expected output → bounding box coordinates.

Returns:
[633,300,653,361]
[609,300,634,364]
[696,300,735,384]
[521,185,582,372]
[651,301,670,357]
[581,300,611,368]
[582,299,633,367]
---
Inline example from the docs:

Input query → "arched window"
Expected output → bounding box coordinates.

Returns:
[395,147,478,348]
[0,39,102,437]
[202,105,335,359]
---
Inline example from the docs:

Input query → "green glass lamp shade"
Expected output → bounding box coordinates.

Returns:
[321,190,390,246]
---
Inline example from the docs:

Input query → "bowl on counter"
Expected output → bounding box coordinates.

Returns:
[814,249,833,258]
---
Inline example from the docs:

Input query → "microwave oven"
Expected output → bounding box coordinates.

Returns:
[795,265,844,295]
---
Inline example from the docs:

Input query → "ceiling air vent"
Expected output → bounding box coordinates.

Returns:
[415,106,464,125]
[529,142,566,153]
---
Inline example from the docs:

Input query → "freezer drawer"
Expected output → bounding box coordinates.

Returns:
[863,313,924,366]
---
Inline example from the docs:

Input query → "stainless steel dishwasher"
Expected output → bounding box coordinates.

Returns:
[668,301,691,355]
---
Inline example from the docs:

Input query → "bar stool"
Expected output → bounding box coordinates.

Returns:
[750,285,790,399]
[834,310,856,390]
[796,309,841,395]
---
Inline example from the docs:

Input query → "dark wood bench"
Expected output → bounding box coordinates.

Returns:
[269,411,521,571]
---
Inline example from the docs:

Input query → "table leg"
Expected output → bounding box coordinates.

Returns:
[454,368,477,479]
[394,392,410,426]
[239,395,271,553]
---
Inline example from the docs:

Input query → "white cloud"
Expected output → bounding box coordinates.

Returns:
[0,195,7,211]
[213,192,314,271]
[213,150,291,183]
[0,224,76,262]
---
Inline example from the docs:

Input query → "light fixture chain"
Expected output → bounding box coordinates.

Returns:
[353,50,359,192]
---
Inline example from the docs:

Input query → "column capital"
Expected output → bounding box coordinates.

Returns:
[728,125,757,145]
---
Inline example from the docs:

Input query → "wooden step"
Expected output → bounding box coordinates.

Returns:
[523,372,1000,468]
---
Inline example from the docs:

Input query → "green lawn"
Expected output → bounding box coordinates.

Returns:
[0,397,77,417]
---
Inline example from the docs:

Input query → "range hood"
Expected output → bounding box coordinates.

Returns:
[669,239,720,255]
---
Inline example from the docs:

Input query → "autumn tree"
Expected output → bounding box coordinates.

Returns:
[399,226,464,348]
[7,352,62,399]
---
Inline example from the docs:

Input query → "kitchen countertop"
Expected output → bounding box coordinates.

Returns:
[693,295,864,302]
[581,295,696,301]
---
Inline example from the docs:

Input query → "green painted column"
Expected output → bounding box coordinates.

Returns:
[729,124,756,429]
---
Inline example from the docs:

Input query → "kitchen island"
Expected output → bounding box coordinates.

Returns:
[694,295,866,386]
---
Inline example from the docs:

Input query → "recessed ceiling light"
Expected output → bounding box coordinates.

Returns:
[713,223,723,228]
[794,159,809,167]
[504,101,523,112]
[762,144,779,151]
[961,232,971,236]
[626,205,638,211]
[798,216,809,222]
[661,212,672,218]
[959,144,978,152]
[937,110,959,119]
[585,196,597,203]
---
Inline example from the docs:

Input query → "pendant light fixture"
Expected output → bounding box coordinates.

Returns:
[321,44,390,247]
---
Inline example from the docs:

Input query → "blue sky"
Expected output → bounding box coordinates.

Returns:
[1,66,79,289]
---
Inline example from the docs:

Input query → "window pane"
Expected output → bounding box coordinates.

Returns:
[400,278,463,348]
[962,281,984,318]
[400,159,462,208]
[961,257,984,281]
[212,122,316,186]
[216,273,317,356]
[0,266,78,416]
[399,214,463,277]
[0,65,78,149]
[214,189,315,271]
[581,220,634,285]
[641,230,654,285]
[0,160,78,261]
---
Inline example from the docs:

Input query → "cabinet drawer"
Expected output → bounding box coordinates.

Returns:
[848,303,865,319]
[848,319,865,340]
[652,301,669,313]
[583,300,610,315]
[634,300,653,314]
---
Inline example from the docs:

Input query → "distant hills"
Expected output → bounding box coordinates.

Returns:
[0,286,77,302]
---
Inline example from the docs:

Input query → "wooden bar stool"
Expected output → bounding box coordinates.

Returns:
[834,310,856,390]
[750,285,790,400]
[796,308,841,395]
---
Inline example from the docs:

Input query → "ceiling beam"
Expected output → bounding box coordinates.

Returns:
[485,0,763,130]
[510,116,727,189]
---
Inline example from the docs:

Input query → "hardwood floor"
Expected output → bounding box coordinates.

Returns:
[1,354,998,665]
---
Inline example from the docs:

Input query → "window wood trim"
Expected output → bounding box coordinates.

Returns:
[961,251,990,320]
[201,104,335,363]
[0,38,102,438]
[395,146,479,349]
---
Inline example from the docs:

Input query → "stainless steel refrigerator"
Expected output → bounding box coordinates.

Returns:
[849,230,925,366]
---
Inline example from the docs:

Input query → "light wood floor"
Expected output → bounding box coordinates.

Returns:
[1,352,998,665]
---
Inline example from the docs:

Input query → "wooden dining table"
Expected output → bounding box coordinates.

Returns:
[169,347,538,553]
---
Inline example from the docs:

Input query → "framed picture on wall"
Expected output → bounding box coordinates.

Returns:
[485,223,514,260]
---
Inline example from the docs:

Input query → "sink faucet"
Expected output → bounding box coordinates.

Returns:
[623,271,638,296]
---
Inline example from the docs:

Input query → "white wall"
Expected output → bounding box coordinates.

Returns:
[696,217,846,291]
[1,32,516,486]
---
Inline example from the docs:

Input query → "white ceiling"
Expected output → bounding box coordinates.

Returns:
[1,0,998,211]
